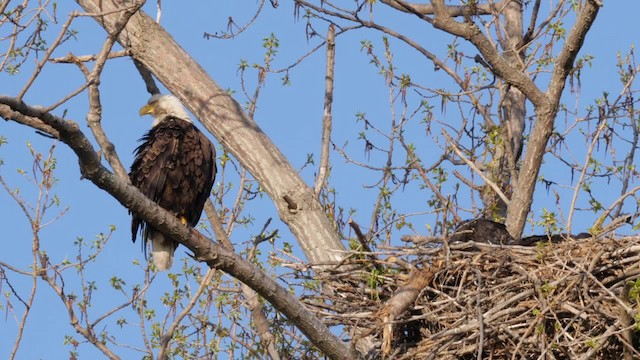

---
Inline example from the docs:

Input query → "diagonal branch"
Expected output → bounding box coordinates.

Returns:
[381,0,503,17]
[74,0,346,266]
[506,0,601,239]
[546,1,601,102]
[84,2,143,181]
[39,268,121,360]
[203,200,282,360]
[430,0,549,109]
[0,96,354,360]
[17,12,79,100]
[314,24,335,196]
[442,129,510,207]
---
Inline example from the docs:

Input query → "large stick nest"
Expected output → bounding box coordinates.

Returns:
[285,235,640,359]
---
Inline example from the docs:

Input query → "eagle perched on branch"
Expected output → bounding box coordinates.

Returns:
[129,94,216,270]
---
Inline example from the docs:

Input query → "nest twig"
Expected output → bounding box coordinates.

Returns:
[283,236,640,359]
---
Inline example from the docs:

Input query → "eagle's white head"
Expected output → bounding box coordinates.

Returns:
[139,94,192,127]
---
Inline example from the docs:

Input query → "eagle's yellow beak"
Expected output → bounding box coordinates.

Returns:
[139,104,155,116]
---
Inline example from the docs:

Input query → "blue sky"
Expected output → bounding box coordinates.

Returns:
[1,1,639,358]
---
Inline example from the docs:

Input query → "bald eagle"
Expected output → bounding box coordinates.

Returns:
[129,94,216,270]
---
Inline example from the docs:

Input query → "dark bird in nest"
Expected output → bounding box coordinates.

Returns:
[449,218,591,246]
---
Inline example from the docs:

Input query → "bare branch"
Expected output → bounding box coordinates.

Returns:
[430,0,549,109]
[84,1,143,181]
[567,107,608,234]
[203,0,266,39]
[50,50,128,63]
[133,60,161,95]
[0,96,354,360]
[380,0,503,17]
[506,1,601,239]
[39,268,121,359]
[442,129,510,207]
[74,0,346,266]
[400,137,461,223]
[17,11,79,100]
[314,24,335,196]
[522,0,542,45]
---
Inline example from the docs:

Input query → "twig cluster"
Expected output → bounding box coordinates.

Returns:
[284,236,640,359]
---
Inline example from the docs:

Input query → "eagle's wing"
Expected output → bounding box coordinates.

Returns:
[173,125,216,226]
[129,123,181,245]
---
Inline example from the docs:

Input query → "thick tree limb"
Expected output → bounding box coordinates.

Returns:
[506,1,600,239]
[381,0,502,17]
[74,0,346,265]
[0,96,354,360]
[0,105,60,138]
[430,0,548,109]
[430,0,600,238]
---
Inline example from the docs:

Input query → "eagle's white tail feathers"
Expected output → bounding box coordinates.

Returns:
[151,232,175,271]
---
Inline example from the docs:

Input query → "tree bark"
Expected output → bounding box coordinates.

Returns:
[0,97,355,360]
[506,1,600,239]
[74,0,346,264]
[482,0,526,220]
[431,0,600,239]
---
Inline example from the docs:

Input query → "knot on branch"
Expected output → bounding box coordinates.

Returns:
[281,186,318,218]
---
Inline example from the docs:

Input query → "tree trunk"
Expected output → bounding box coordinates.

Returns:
[481,0,525,221]
[74,0,346,264]
[506,1,600,239]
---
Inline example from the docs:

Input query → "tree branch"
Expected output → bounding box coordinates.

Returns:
[506,0,600,238]
[50,50,129,64]
[442,129,510,207]
[430,0,549,109]
[40,269,121,360]
[0,96,354,360]
[204,200,281,360]
[381,0,503,17]
[294,0,495,129]
[157,268,216,360]
[0,105,60,139]
[314,24,335,196]
[17,12,79,100]
[85,2,143,180]
[546,1,601,102]
[74,0,346,266]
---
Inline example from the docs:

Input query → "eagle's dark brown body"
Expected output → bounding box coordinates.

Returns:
[130,114,216,270]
